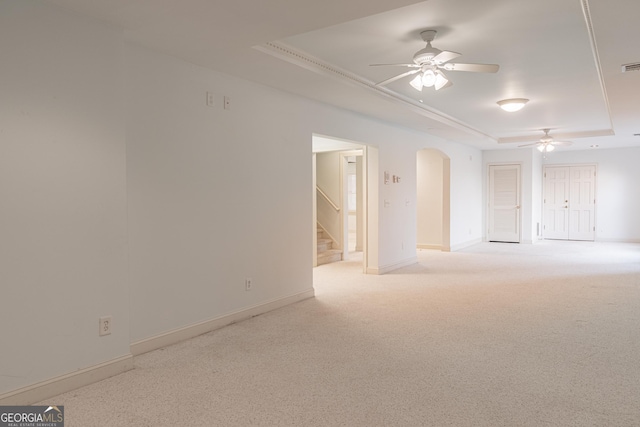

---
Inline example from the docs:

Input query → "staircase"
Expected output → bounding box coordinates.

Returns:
[317,226,342,266]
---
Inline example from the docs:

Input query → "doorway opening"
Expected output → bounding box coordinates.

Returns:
[312,134,375,273]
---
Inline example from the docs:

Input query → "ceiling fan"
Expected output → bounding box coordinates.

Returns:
[371,30,499,91]
[518,129,573,152]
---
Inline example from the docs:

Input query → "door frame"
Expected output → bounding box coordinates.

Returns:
[312,141,373,273]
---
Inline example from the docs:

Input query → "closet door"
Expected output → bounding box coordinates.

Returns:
[568,165,596,240]
[543,165,596,241]
[543,166,570,239]
[488,164,520,243]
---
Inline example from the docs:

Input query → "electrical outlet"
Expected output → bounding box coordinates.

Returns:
[245,278,252,291]
[99,316,112,336]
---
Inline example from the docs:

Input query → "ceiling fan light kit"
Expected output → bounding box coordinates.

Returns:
[434,71,449,90]
[409,67,450,91]
[497,98,529,112]
[409,74,423,91]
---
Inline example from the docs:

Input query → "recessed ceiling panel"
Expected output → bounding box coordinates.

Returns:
[278,0,612,145]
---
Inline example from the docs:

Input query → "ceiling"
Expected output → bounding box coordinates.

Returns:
[50,0,640,151]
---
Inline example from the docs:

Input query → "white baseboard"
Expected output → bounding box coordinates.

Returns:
[0,354,133,406]
[417,244,443,250]
[0,289,315,405]
[367,256,417,275]
[131,288,315,356]
[595,237,640,243]
[450,238,482,252]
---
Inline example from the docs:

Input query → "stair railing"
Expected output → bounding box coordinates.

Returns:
[316,186,340,211]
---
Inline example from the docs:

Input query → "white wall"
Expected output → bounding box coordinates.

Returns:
[126,45,315,343]
[309,133,482,255]
[446,143,483,249]
[543,147,640,242]
[377,140,418,268]
[0,2,130,395]
[1,1,488,399]
[483,146,640,243]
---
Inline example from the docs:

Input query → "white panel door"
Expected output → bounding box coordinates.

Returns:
[543,167,570,239]
[568,166,596,240]
[488,164,520,243]
[543,165,596,241]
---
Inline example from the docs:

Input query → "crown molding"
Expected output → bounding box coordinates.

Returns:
[497,129,615,144]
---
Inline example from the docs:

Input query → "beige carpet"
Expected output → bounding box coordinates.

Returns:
[40,241,640,426]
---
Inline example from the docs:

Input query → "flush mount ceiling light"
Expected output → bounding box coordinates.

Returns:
[497,98,529,112]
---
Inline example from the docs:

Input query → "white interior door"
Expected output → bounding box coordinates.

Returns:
[568,166,596,240]
[543,165,596,241]
[488,164,521,243]
[543,166,570,239]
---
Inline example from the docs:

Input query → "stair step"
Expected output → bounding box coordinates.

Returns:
[317,238,333,252]
[317,249,342,266]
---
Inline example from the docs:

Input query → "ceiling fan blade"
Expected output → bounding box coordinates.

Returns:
[551,140,572,146]
[432,50,461,64]
[445,63,499,73]
[518,142,541,147]
[376,69,420,86]
[436,80,453,90]
[370,63,420,68]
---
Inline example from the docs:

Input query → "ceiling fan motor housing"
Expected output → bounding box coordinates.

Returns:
[413,46,442,64]
[414,29,441,64]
